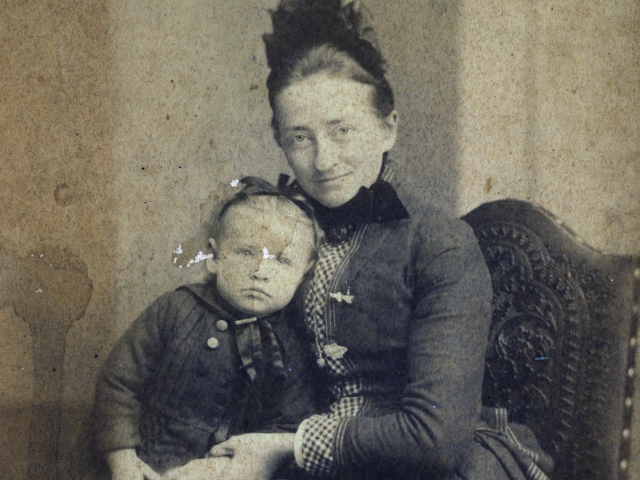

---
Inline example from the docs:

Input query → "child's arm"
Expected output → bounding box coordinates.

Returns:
[94,292,178,454]
[106,448,161,480]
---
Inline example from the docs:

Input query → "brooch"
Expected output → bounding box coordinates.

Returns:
[329,292,354,304]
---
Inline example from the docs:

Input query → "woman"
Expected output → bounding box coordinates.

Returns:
[165,1,552,479]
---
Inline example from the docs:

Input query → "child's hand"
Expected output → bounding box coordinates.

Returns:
[106,448,161,480]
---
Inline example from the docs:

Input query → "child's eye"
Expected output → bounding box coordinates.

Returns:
[277,256,291,265]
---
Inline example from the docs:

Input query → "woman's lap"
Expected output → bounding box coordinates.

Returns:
[453,440,517,480]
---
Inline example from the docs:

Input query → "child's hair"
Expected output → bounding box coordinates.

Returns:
[207,177,322,259]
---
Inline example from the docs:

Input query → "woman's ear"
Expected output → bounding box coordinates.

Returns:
[382,110,398,152]
[205,238,217,275]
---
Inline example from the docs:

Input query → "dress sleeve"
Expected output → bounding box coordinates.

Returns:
[94,291,181,452]
[294,414,343,475]
[336,217,493,476]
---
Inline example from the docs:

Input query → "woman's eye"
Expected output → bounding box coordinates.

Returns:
[289,134,309,146]
[236,248,253,256]
[331,126,351,140]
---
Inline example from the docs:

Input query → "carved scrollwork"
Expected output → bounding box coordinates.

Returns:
[476,222,589,456]
[465,200,636,479]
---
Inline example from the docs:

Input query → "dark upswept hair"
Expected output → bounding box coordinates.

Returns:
[263,0,395,134]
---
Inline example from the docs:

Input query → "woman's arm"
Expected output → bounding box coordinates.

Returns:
[337,218,492,476]
[106,448,162,480]
[291,216,493,478]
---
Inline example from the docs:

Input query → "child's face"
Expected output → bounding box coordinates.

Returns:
[207,202,315,317]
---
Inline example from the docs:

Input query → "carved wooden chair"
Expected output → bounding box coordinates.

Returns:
[463,200,639,480]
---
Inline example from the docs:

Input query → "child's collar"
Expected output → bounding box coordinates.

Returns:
[178,283,282,324]
[179,283,287,383]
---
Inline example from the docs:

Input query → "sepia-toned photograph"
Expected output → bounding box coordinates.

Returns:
[1,1,639,479]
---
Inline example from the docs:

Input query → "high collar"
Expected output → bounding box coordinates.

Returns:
[291,161,410,243]
[310,177,409,225]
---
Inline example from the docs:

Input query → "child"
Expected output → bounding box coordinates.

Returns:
[94,179,320,480]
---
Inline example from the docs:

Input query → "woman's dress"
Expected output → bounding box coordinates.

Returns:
[289,162,553,480]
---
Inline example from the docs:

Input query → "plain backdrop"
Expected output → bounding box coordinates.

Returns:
[1,0,638,478]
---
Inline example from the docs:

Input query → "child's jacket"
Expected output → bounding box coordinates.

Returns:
[94,283,316,473]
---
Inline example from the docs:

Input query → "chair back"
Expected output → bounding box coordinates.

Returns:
[463,200,639,480]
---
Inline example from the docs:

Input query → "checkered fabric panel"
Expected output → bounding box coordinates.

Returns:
[304,240,352,376]
[298,396,366,476]
[298,415,340,476]
[329,376,366,400]
[328,395,366,417]
[300,237,375,475]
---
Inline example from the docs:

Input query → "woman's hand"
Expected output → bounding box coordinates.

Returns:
[161,457,231,480]
[106,448,161,480]
[204,432,296,480]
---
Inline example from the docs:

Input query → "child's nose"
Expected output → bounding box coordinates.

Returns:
[251,258,271,280]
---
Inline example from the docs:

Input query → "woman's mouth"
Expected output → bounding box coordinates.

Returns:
[314,172,350,184]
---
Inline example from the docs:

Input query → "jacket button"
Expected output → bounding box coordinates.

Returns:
[207,337,219,349]
[216,320,229,332]
[215,394,228,406]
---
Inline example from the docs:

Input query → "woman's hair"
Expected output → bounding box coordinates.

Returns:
[208,177,323,258]
[264,0,394,133]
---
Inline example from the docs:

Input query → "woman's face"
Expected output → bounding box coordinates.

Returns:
[274,74,398,208]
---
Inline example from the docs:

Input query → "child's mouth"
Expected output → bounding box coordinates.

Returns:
[243,287,271,298]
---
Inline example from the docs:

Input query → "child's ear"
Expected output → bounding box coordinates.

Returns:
[205,238,217,275]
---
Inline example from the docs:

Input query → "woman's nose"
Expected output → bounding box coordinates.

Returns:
[313,138,339,172]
